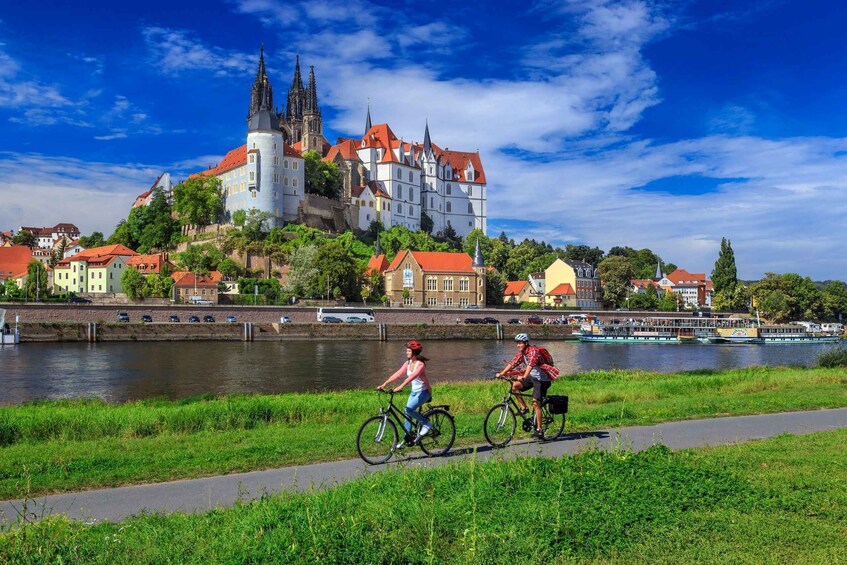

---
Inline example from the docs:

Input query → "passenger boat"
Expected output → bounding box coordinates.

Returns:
[575,316,841,345]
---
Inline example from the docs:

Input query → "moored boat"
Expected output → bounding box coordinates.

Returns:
[0,309,20,345]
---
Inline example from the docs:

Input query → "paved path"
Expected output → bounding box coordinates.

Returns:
[2,408,846,526]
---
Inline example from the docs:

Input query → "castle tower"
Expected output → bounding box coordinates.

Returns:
[301,65,323,154]
[247,47,284,227]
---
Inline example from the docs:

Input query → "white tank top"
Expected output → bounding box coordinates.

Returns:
[407,361,425,392]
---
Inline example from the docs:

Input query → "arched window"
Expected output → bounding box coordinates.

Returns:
[408,171,413,181]
[446,202,452,213]
[397,186,403,199]
[468,203,473,214]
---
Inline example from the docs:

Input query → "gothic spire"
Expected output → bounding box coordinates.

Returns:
[305,65,319,114]
[423,120,432,155]
[248,45,274,122]
[286,54,306,121]
[473,238,485,268]
[655,260,663,280]
[374,233,383,256]
[365,103,372,136]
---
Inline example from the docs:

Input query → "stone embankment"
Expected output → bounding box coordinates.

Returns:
[3,304,576,342]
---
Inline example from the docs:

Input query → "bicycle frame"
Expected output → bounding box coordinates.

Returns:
[376,390,425,438]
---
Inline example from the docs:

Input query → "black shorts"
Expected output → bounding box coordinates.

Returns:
[517,377,551,401]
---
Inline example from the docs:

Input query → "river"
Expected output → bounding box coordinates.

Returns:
[1,340,840,406]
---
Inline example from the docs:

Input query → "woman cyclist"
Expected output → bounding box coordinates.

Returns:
[496,333,552,438]
[378,340,433,448]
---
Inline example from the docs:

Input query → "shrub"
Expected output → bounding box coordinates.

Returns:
[817,346,847,368]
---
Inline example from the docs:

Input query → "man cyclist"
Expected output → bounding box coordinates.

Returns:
[495,333,552,438]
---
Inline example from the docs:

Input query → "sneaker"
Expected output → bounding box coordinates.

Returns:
[518,407,529,417]
[416,424,432,441]
[533,429,545,440]
[395,439,407,450]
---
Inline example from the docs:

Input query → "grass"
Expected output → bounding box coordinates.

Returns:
[818,345,847,368]
[2,429,846,563]
[0,366,846,498]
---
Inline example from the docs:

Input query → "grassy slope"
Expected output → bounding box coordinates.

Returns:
[1,429,845,563]
[0,366,845,498]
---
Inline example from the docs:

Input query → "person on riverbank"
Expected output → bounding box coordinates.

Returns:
[495,333,552,439]
[377,340,434,449]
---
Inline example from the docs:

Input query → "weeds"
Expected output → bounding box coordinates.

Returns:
[817,346,847,368]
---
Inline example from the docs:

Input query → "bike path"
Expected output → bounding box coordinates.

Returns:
[2,408,846,526]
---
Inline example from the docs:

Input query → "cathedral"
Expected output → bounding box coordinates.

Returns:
[188,48,487,237]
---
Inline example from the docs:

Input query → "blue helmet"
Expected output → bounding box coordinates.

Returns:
[514,333,530,343]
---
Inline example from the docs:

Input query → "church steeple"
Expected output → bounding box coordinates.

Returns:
[365,104,372,136]
[248,45,274,121]
[423,120,432,156]
[286,54,305,121]
[655,260,664,280]
[473,238,485,268]
[374,232,383,256]
[305,65,320,115]
[301,64,323,153]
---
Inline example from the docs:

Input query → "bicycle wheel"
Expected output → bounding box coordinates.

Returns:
[484,403,516,447]
[419,408,455,457]
[356,415,398,465]
[540,403,565,441]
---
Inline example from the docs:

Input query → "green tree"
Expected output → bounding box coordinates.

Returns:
[232,209,247,228]
[628,284,660,309]
[486,270,506,305]
[24,261,48,300]
[172,175,224,226]
[598,255,634,307]
[284,244,320,297]
[176,243,224,274]
[12,231,36,248]
[711,238,738,295]
[658,290,680,311]
[4,278,20,299]
[821,280,847,321]
[750,273,823,322]
[314,241,360,300]
[49,237,68,268]
[561,244,604,266]
[142,274,171,299]
[121,267,146,300]
[420,211,434,235]
[137,188,181,252]
[218,258,242,278]
[303,150,343,198]
[243,208,274,241]
[78,231,106,249]
[107,219,135,249]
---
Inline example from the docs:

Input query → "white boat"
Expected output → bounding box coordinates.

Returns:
[0,309,20,345]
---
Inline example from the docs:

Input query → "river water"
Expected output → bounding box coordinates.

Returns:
[0,340,840,405]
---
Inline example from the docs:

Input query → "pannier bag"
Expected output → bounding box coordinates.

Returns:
[546,395,569,414]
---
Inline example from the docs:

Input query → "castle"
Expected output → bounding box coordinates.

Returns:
[184,48,487,236]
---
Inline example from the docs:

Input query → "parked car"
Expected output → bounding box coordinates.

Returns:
[141,315,153,323]
[507,318,521,324]
[169,315,180,323]
[346,316,368,323]
[279,316,292,324]
[117,312,130,323]
[322,316,343,323]
[464,317,485,324]
[526,316,543,325]
[481,317,500,324]
[464,304,480,309]
[226,315,238,323]
[187,297,214,305]
[203,315,215,323]
[69,296,92,304]
[188,315,201,323]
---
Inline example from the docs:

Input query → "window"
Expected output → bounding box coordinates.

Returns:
[397,186,403,199]
[468,187,473,197]
[397,203,403,214]
[284,177,289,186]
[249,154,255,164]
[293,179,298,187]
[427,297,437,306]
[427,277,437,291]
[468,203,473,214]
[446,184,452,195]
[284,160,289,169]
[396,169,401,179]
[459,298,469,307]
[249,171,255,181]
[404,296,414,305]
[446,202,452,213]
[409,188,414,203]
[459,278,469,292]
[443,278,454,291]
[252,142,256,148]
[251,190,257,198]
[408,171,413,181]
[293,161,298,169]
[430,197,433,207]
[273,173,280,183]
[445,297,453,306]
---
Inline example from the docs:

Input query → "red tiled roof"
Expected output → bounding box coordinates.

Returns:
[362,124,400,163]
[190,145,247,180]
[665,269,707,285]
[283,143,302,158]
[126,253,172,274]
[386,250,474,273]
[548,283,576,296]
[171,271,219,288]
[56,244,137,266]
[325,138,362,162]
[504,281,528,296]
[366,254,389,276]
[0,246,34,278]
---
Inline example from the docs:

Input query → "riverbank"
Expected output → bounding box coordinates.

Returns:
[1,365,845,499]
[2,429,845,563]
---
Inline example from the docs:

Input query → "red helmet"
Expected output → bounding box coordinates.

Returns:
[405,340,423,353]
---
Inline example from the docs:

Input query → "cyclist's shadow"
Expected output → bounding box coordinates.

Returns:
[395,431,610,462]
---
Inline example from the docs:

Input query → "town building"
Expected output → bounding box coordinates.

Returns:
[658,269,710,308]
[543,259,602,309]
[19,224,81,249]
[126,253,174,276]
[172,271,220,303]
[53,244,137,295]
[503,280,535,304]
[132,173,175,208]
[382,243,487,308]
[0,246,34,286]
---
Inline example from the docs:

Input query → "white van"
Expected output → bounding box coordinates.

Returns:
[188,296,214,305]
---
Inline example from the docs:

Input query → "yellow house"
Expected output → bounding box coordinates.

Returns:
[543,258,602,309]
[53,244,137,295]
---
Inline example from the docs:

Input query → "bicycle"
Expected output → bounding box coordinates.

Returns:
[356,389,456,465]
[483,371,568,447]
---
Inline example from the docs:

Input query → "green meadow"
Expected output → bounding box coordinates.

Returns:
[2,429,846,563]
[0,366,845,498]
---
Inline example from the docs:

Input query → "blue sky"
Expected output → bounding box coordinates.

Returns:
[2,0,846,280]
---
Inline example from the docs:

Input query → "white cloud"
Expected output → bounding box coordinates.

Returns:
[142,27,255,77]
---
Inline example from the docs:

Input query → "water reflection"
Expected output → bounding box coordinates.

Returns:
[0,340,837,405]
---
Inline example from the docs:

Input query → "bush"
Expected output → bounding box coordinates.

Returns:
[817,347,847,368]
